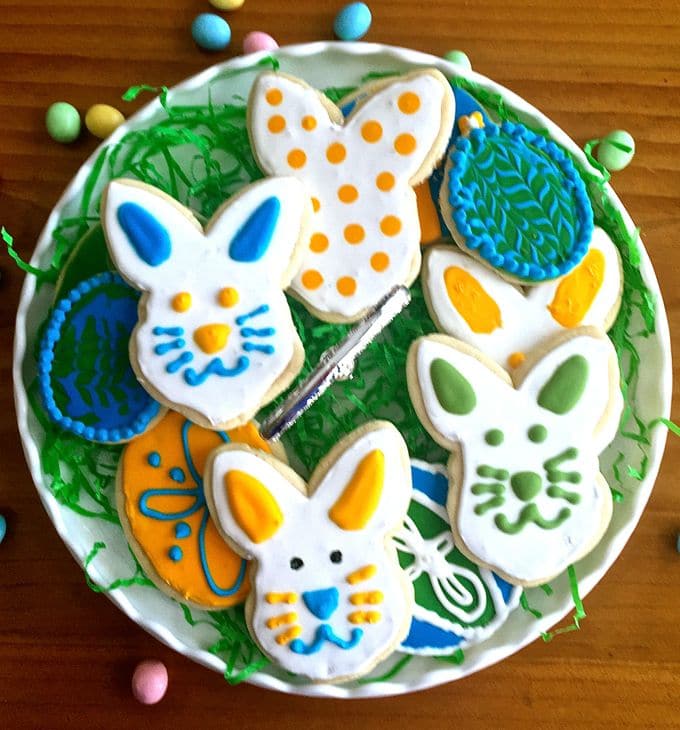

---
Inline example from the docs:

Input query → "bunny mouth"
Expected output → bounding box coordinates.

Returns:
[183,356,250,386]
[288,624,364,655]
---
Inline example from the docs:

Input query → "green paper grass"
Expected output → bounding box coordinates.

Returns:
[11,62,674,686]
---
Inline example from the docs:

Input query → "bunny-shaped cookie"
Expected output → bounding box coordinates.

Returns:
[205,422,414,682]
[423,227,622,370]
[407,329,623,586]
[248,69,455,323]
[101,177,311,430]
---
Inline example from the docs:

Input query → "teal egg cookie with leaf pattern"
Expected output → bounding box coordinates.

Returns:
[442,120,594,283]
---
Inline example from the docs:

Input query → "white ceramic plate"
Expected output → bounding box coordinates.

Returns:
[13,42,672,698]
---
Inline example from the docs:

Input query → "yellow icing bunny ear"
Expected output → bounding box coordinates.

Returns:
[310,422,411,535]
[205,445,308,557]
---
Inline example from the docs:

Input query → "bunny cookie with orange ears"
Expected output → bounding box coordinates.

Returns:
[407,329,623,587]
[101,177,311,431]
[204,421,414,683]
[422,227,623,372]
[248,69,455,323]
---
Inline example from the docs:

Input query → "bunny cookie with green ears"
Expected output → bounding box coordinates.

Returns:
[407,328,623,587]
[204,421,414,683]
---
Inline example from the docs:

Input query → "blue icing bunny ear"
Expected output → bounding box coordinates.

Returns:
[228,196,281,263]
[117,202,171,267]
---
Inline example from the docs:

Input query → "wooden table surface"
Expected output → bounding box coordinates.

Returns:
[1,0,679,727]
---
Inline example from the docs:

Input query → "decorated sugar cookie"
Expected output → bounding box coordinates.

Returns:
[205,422,414,683]
[101,177,311,430]
[117,410,283,609]
[407,329,623,586]
[38,271,163,443]
[423,227,622,370]
[248,69,455,323]
[440,120,595,283]
[396,461,520,655]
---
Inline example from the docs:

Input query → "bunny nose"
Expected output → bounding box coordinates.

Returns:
[193,324,231,354]
[302,587,339,620]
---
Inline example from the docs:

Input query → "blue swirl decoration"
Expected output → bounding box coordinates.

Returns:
[446,121,594,282]
[37,271,160,442]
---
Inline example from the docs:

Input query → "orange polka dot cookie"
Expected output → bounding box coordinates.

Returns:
[247,70,455,323]
[117,409,285,610]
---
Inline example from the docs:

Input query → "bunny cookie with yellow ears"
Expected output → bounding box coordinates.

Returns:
[248,69,455,323]
[422,227,623,371]
[204,422,414,683]
[101,177,311,431]
[407,329,623,587]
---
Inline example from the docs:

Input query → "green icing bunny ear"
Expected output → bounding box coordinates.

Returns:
[537,355,589,414]
[429,358,477,415]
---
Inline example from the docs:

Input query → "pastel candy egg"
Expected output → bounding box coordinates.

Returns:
[596,130,635,172]
[132,660,168,705]
[444,49,472,71]
[0,514,6,544]
[334,2,372,41]
[243,31,279,54]
[45,102,81,144]
[191,13,232,51]
[209,0,244,8]
[85,104,125,139]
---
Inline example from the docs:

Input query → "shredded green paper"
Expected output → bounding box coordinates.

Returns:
[10,58,671,686]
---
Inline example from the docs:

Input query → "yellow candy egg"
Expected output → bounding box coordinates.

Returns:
[85,104,125,139]
[209,0,245,9]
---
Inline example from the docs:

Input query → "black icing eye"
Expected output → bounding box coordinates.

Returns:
[290,557,304,570]
[330,550,343,564]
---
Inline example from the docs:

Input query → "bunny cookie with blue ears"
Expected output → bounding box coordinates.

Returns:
[101,177,311,431]
[422,226,623,371]
[204,421,414,683]
[407,328,623,586]
[248,69,455,323]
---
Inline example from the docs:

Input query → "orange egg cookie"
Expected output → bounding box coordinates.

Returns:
[117,410,281,609]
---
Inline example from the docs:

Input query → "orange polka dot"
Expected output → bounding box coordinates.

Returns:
[171,292,192,312]
[301,269,323,290]
[398,92,421,114]
[309,233,329,253]
[301,115,317,131]
[380,215,402,237]
[311,197,321,212]
[326,142,347,164]
[337,185,359,204]
[265,88,283,106]
[371,252,390,272]
[394,133,417,155]
[218,287,239,308]
[287,149,307,169]
[337,276,357,296]
[361,120,383,143]
[267,115,286,133]
[344,224,365,245]
[376,171,395,191]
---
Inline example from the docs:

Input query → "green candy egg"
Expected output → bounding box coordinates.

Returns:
[444,49,472,71]
[596,130,635,172]
[46,102,81,144]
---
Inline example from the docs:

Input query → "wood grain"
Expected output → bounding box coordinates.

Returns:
[1,1,679,727]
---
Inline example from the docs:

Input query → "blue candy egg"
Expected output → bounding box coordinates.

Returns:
[191,13,232,52]
[0,514,6,545]
[334,2,372,41]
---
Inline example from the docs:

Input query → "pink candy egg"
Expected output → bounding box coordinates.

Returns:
[131,660,168,705]
[243,31,279,54]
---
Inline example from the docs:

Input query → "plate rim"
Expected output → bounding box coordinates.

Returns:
[12,40,673,699]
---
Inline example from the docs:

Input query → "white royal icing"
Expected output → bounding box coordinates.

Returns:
[423,227,622,369]
[248,70,455,322]
[102,177,309,429]
[206,423,414,682]
[410,332,623,585]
